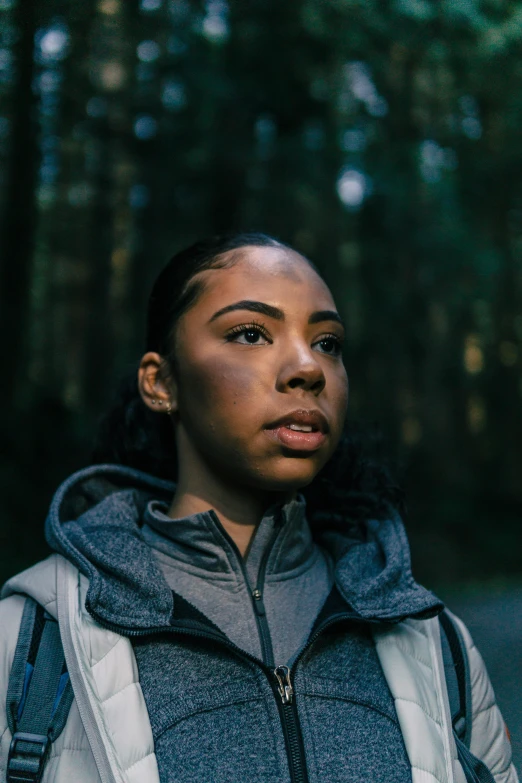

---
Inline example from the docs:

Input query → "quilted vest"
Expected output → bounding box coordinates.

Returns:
[0,554,517,783]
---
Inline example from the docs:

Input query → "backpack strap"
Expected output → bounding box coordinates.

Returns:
[439,610,496,783]
[439,608,472,745]
[6,597,74,783]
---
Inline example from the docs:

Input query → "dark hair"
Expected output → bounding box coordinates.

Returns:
[92,231,404,534]
[146,232,297,362]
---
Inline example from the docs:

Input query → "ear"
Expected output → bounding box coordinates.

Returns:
[138,352,178,414]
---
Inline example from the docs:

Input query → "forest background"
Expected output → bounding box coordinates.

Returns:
[0,0,522,591]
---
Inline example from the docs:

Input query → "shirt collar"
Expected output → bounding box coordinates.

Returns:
[142,493,313,587]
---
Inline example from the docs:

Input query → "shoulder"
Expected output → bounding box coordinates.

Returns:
[0,592,26,685]
[1,553,66,617]
[0,554,65,728]
[0,554,69,736]
[0,591,26,633]
[446,610,518,783]
[0,559,101,782]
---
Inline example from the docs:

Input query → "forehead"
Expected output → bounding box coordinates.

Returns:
[195,246,336,312]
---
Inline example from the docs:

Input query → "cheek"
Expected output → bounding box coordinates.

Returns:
[178,355,268,429]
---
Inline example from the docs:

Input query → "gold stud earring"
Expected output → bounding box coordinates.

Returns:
[166,401,172,415]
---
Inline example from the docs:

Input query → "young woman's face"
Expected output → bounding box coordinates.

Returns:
[172,246,349,491]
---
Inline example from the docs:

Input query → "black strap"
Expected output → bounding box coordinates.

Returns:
[456,735,497,783]
[440,609,471,744]
[6,600,74,783]
[18,615,66,734]
[6,599,38,737]
[439,610,496,783]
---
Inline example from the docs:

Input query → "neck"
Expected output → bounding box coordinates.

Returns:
[169,450,294,557]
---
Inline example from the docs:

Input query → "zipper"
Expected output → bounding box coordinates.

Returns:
[206,508,280,667]
[72,499,361,783]
[91,606,312,783]
[267,615,359,783]
[251,587,272,664]
[88,598,355,783]
[273,665,307,783]
[250,522,280,667]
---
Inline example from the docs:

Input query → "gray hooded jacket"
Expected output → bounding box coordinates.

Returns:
[39,464,447,783]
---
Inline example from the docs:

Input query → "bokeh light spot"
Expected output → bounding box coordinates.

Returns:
[99,0,120,14]
[100,62,126,91]
[162,79,186,110]
[137,40,161,62]
[134,115,157,139]
[464,334,484,374]
[336,168,368,209]
[38,25,69,62]
[202,0,229,42]
[462,116,482,140]
[467,395,486,434]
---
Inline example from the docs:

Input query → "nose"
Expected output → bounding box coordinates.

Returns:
[276,341,326,396]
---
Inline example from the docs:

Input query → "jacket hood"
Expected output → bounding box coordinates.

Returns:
[317,517,443,621]
[40,464,442,631]
[45,464,176,629]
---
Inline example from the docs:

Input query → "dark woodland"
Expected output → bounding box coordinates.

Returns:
[1,0,522,589]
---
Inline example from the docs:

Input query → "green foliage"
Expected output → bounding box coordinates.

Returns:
[0,0,521,585]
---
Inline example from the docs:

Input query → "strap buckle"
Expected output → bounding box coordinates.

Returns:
[6,732,50,783]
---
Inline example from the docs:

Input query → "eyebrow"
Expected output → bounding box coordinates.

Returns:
[208,299,345,327]
[308,310,344,327]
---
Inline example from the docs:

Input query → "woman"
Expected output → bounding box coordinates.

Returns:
[0,232,516,783]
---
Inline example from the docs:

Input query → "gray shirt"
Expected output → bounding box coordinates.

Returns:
[142,495,334,665]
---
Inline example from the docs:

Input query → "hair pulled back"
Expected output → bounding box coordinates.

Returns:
[92,231,404,534]
[92,233,289,478]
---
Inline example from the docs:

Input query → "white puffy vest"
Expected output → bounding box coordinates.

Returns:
[0,555,517,783]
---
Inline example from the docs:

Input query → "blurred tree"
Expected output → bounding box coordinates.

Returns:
[0,0,41,409]
[0,0,521,584]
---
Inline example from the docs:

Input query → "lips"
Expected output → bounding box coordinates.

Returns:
[265,409,329,434]
[264,409,329,452]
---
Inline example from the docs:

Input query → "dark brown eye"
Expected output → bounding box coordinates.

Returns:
[243,328,263,343]
[314,336,342,356]
[226,323,271,345]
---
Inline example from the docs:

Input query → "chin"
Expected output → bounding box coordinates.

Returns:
[251,458,323,492]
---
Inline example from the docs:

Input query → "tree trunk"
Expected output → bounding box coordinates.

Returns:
[0,0,41,409]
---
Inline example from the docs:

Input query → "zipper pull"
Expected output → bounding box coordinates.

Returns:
[252,588,266,616]
[274,665,293,705]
